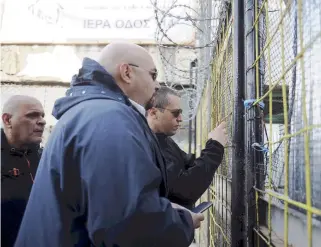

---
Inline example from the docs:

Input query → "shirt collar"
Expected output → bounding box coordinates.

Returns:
[129,99,146,116]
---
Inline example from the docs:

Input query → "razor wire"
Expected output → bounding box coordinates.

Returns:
[150,0,230,121]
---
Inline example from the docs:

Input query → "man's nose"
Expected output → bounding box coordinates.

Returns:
[38,117,46,126]
[177,114,183,122]
[155,80,161,90]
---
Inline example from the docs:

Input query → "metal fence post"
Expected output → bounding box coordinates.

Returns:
[188,60,198,155]
[244,0,264,246]
[231,0,246,246]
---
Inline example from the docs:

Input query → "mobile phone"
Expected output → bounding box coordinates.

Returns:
[192,201,213,213]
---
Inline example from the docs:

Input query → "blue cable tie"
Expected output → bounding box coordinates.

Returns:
[261,147,269,154]
[251,143,269,154]
[244,99,265,110]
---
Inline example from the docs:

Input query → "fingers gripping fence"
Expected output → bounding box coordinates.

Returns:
[196,0,321,246]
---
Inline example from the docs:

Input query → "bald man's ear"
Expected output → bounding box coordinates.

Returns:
[2,113,13,128]
[119,63,132,84]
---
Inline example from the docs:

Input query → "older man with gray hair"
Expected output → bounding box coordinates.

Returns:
[1,95,46,247]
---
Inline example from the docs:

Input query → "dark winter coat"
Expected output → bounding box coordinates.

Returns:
[156,134,224,209]
[1,129,42,247]
[14,58,194,247]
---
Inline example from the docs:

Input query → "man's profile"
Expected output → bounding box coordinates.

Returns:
[14,42,203,247]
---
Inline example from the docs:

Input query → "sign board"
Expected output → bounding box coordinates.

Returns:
[0,0,196,45]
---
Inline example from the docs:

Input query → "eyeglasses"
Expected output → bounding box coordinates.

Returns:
[128,63,158,81]
[158,108,183,118]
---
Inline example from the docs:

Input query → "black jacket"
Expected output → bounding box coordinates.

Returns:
[14,58,194,247]
[1,129,42,247]
[156,133,224,209]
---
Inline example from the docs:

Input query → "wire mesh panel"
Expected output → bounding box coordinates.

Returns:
[196,83,212,247]
[209,32,233,247]
[249,0,321,246]
[196,2,233,245]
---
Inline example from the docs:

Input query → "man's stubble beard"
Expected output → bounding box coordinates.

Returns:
[145,91,157,111]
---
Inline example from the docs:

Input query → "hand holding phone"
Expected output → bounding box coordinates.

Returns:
[190,211,204,228]
[171,202,204,228]
[192,201,213,213]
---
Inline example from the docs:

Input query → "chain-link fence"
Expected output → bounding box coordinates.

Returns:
[196,0,321,246]
[1,0,321,246]
[251,0,321,246]
[196,2,233,246]
[208,11,233,247]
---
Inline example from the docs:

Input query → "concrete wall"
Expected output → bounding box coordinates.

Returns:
[268,202,321,247]
[1,44,195,85]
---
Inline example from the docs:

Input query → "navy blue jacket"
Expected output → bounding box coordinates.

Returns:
[14,58,194,247]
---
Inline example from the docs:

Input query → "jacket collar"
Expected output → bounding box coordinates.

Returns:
[129,99,146,116]
[70,57,129,103]
[52,58,134,119]
[1,129,39,157]
[155,132,168,140]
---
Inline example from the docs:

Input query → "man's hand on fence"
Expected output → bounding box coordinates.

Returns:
[208,121,228,146]
[171,203,204,229]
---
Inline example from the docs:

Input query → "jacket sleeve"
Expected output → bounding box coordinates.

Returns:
[168,139,224,206]
[80,109,194,247]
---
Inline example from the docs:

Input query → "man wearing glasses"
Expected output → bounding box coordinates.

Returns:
[14,42,203,247]
[147,86,228,210]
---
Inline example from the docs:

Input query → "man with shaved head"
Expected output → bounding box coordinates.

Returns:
[1,95,46,247]
[15,42,203,247]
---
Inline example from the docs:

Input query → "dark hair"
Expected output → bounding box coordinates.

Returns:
[153,86,180,109]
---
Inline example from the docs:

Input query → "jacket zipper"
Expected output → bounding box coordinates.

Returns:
[24,155,34,183]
